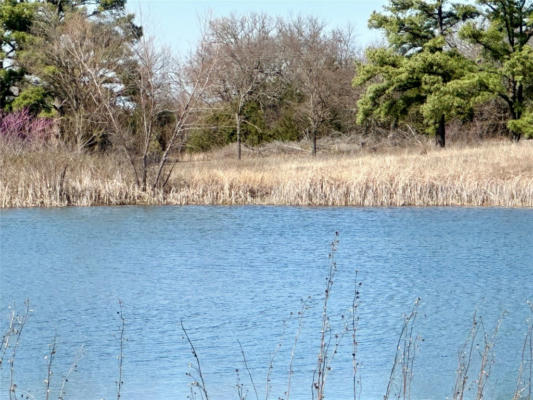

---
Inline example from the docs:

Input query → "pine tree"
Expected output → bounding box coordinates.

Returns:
[460,0,533,140]
[0,0,139,115]
[0,1,38,111]
[354,0,478,147]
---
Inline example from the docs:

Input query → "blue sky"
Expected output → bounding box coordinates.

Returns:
[126,0,388,56]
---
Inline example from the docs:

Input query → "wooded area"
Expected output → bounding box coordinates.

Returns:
[1,0,532,192]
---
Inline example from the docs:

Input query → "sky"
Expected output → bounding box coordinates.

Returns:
[126,0,388,56]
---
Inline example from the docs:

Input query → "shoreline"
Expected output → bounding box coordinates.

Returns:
[3,204,533,211]
[2,140,532,209]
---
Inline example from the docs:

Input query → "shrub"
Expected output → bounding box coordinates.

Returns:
[0,108,54,143]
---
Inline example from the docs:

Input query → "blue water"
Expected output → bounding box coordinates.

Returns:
[0,206,531,400]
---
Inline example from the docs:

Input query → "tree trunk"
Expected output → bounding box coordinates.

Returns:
[511,86,523,142]
[235,112,241,160]
[142,154,148,192]
[312,130,317,156]
[435,115,445,148]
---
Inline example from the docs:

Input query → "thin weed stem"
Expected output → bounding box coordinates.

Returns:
[58,345,85,400]
[285,298,309,400]
[313,232,340,400]
[238,340,259,400]
[117,300,125,400]
[182,320,210,400]
[514,302,533,400]
[44,335,56,400]
[352,271,362,400]
[384,297,421,400]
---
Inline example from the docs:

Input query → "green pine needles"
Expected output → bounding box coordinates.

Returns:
[354,0,533,146]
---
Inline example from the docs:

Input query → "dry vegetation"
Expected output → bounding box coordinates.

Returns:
[1,139,532,208]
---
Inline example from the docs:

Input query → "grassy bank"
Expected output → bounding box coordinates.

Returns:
[1,140,532,208]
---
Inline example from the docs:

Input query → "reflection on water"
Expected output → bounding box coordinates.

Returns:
[0,206,532,400]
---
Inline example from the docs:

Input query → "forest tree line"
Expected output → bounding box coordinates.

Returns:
[1,0,532,188]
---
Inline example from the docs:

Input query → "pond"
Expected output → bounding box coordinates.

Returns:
[0,206,532,400]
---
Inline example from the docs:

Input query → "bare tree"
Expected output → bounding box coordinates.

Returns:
[190,14,359,157]
[202,13,279,160]
[107,34,216,192]
[146,39,217,191]
[27,9,135,152]
[127,36,173,191]
[30,9,215,191]
[278,17,357,155]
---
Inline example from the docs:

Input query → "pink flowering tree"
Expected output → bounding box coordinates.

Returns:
[0,109,54,144]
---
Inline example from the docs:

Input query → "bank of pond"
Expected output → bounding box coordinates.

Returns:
[1,141,532,208]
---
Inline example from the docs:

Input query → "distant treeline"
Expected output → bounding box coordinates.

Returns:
[0,0,532,187]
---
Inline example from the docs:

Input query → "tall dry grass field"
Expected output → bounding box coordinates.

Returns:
[1,140,532,208]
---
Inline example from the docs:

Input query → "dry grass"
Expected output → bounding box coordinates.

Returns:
[1,140,532,208]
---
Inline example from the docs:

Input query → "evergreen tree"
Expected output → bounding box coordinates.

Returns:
[21,5,141,150]
[354,0,478,147]
[460,0,533,140]
[0,1,38,111]
[0,0,139,114]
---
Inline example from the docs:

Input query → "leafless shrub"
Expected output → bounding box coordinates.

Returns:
[264,330,284,400]
[384,298,421,400]
[513,302,533,400]
[181,320,210,400]
[57,345,85,400]
[351,272,362,400]
[116,300,125,400]
[454,312,479,400]
[475,317,502,400]
[5,300,31,400]
[234,367,247,400]
[312,232,347,400]
[0,308,17,369]
[237,340,259,400]
[44,335,57,400]
[453,312,503,400]
[284,298,310,400]
[1,302,85,400]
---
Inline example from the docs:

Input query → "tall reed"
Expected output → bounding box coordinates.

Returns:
[1,140,532,208]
